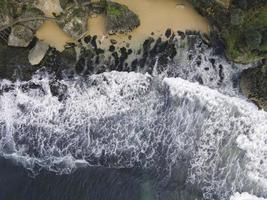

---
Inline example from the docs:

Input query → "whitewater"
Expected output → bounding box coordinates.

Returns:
[0,35,266,200]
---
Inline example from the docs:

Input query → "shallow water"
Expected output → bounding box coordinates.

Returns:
[36,0,209,50]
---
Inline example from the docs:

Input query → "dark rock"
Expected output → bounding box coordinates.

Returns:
[143,37,154,53]
[165,28,172,38]
[110,39,117,45]
[84,35,92,44]
[230,8,244,25]
[106,2,140,34]
[109,45,115,52]
[244,29,262,50]
[89,2,106,14]
[61,46,77,68]
[189,0,267,63]
[49,80,68,101]
[0,41,31,80]
[177,31,185,39]
[209,58,216,65]
[127,49,133,55]
[240,64,267,110]
[96,48,104,55]
[91,35,98,49]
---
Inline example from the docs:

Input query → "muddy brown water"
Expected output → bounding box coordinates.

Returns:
[36,0,210,51]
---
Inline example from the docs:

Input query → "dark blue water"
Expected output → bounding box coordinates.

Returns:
[0,158,202,200]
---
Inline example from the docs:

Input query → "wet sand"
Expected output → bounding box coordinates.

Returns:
[36,0,210,51]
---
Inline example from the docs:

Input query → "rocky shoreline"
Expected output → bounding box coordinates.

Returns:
[0,0,267,110]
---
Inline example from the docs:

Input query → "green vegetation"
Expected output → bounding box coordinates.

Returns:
[106,3,126,17]
[0,0,7,9]
[189,0,267,63]
[223,7,267,63]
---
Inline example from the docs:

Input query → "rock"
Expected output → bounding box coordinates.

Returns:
[244,29,262,50]
[230,9,244,25]
[28,41,50,65]
[0,41,33,80]
[35,0,63,16]
[57,4,89,38]
[89,2,106,14]
[189,0,267,63]
[0,1,13,28]
[240,64,267,110]
[110,39,117,45]
[61,46,77,67]
[8,24,34,47]
[7,7,45,47]
[216,0,232,8]
[106,2,140,34]
[19,7,45,31]
[59,0,73,10]
[165,28,172,38]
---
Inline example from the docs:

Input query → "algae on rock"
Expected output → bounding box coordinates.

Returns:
[106,2,140,34]
[240,64,267,110]
[189,0,267,64]
[57,3,89,39]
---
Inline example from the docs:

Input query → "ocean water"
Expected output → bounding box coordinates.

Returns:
[0,35,266,200]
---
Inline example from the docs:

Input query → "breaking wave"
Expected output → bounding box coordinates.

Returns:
[0,69,266,199]
[0,34,266,199]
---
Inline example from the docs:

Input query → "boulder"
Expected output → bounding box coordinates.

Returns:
[57,4,89,38]
[8,24,34,47]
[240,64,267,110]
[28,41,50,65]
[106,2,140,34]
[7,7,45,47]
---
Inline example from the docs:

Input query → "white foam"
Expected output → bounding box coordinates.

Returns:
[230,192,267,200]
[0,72,266,199]
[164,77,267,198]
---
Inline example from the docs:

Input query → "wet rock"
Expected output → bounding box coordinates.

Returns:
[230,8,244,25]
[244,29,262,50]
[20,7,45,31]
[89,1,106,14]
[7,7,45,47]
[240,64,267,110]
[84,35,91,44]
[91,35,98,49]
[49,80,68,101]
[109,45,115,52]
[58,4,89,38]
[0,41,34,81]
[59,0,73,9]
[60,46,77,68]
[28,41,49,65]
[8,24,34,47]
[189,0,267,63]
[165,28,172,38]
[106,2,140,34]
[110,39,117,45]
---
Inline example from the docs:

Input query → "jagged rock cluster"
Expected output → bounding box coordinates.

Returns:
[189,0,267,64]
[0,0,140,64]
[189,0,267,110]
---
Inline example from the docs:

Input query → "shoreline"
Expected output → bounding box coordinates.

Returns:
[36,0,210,51]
